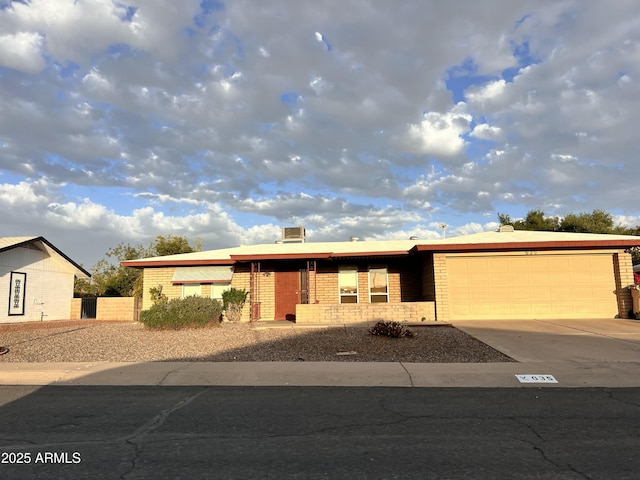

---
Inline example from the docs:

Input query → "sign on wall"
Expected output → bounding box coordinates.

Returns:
[8,271,27,316]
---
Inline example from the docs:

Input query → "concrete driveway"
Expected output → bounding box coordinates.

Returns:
[452,317,640,363]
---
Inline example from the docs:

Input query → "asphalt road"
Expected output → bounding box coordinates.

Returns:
[0,386,639,479]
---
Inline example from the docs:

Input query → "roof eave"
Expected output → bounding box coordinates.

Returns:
[122,259,234,268]
[1,236,91,278]
[230,253,333,261]
[412,239,640,253]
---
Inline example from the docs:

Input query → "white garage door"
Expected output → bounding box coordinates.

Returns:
[447,254,618,320]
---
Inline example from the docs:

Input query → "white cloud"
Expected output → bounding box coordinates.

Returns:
[465,79,509,108]
[470,123,504,141]
[0,31,44,73]
[2,1,640,266]
[400,105,472,157]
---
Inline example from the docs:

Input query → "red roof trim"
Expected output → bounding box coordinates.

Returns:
[329,250,410,258]
[123,239,640,267]
[412,239,640,253]
[122,259,234,268]
[171,279,231,285]
[230,253,333,261]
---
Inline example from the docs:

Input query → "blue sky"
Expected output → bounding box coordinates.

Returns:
[1,0,640,266]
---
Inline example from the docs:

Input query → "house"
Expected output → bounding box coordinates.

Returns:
[122,227,640,323]
[0,237,90,323]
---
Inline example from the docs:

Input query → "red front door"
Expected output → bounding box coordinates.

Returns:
[275,271,300,320]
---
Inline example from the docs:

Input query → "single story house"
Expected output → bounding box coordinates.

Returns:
[0,236,90,323]
[122,228,640,323]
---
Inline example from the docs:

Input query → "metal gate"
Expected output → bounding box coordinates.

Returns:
[81,297,97,319]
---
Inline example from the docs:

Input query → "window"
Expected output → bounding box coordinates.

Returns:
[182,284,202,298]
[369,267,388,303]
[211,282,231,300]
[338,267,358,303]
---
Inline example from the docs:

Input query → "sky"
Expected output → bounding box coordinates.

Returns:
[1,0,640,268]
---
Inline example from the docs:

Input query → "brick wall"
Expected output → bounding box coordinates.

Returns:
[230,265,252,322]
[432,253,449,321]
[614,251,634,318]
[421,253,435,301]
[70,298,82,320]
[70,297,140,321]
[296,302,436,324]
[142,267,181,310]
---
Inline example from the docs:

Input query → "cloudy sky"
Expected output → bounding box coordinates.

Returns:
[1,0,640,267]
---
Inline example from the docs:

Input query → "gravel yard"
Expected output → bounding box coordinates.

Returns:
[0,320,514,363]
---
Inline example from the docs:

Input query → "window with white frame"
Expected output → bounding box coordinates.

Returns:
[211,282,231,300]
[182,283,202,298]
[338,267,358,303]
[369,267,388,303]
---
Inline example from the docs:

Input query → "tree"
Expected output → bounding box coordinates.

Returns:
[498,209,559,231]
[74,235,201,298]
[88,242,149,297]
[498,209,640,265]
[559,209,614,234]
[151,234,198,257]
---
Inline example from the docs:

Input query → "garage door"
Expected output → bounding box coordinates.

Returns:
[447,254,618,320]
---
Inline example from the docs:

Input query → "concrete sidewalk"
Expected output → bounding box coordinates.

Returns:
[1,318,639,388]
[2,360,640,388]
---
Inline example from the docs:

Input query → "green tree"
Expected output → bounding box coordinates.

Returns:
[89,243,149,297]
[151,234,198,256]
[498,209,640,265]
[558,209,614,234]
[498,209,559,231]
[74,235,201,298]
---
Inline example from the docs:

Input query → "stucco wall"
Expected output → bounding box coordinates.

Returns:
[1,247,75,323]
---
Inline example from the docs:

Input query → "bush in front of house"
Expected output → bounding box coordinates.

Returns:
[139,296,223,330]
[369,321,415,338]
[221,287,248,322]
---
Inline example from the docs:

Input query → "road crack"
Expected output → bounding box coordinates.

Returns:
[120,387,208,480]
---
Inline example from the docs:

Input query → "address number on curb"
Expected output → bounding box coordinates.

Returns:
[515,374,558,383]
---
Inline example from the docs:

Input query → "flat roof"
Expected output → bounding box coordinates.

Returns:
[122,230,640,267]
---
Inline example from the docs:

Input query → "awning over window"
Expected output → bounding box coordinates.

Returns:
[171,266,233,284]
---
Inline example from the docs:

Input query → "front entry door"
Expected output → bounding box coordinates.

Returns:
[275,271,300,321]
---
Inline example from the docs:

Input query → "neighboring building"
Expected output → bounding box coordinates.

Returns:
[122,228,640,323]
[0,237,90,324]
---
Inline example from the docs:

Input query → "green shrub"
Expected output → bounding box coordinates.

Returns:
[139,296,223,330]
[369,321,415,338]
[222,288,248,322]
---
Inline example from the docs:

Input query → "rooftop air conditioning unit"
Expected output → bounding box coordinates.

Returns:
[282,226,305,243]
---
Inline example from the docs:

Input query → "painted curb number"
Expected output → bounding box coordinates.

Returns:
[516,374,558,384]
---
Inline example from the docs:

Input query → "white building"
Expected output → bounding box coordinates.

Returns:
[0,237,90,323]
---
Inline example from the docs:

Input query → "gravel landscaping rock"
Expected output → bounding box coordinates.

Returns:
[0,320,514,363]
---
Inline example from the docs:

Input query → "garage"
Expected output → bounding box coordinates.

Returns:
[447,252,619,320]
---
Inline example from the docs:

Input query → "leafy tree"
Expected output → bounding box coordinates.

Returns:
[89,242,149,297]
[498,209,640,265]
[559,209,614,234]
[152,234,198,256]
[74,235,201,298]
[501,209,560,231]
